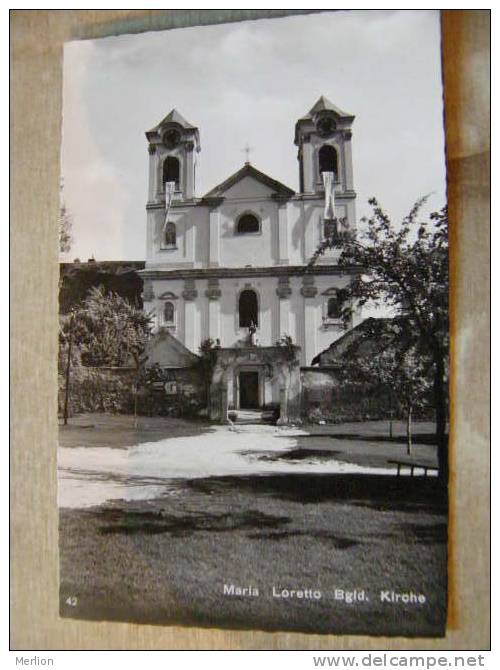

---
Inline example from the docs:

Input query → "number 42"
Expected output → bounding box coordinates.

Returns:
[65,596,78,607]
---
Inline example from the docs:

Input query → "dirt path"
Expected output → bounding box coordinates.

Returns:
[58,423,408,508]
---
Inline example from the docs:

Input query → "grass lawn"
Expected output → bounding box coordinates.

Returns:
[59,414,439,469]
[59,414,447,636]
[271,420,439,470]
[59,471,447,636]
[59,412,214,449]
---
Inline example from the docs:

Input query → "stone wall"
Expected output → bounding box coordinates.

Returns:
[146,366,206,417]
[58,365,206,418]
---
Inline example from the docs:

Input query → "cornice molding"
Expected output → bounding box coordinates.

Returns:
[138,264,361,281]
[201,196,225,209]
[146,191,356,210]
[146,199,200,211]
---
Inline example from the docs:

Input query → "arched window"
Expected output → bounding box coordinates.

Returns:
[327,296,341,320]
[325,289,348,321]
[236,213,260,234]
[164,221,176,248]
[164,301,175,324]
[163,156,180,190]
[239,289,258,328]
[319,145,338,179]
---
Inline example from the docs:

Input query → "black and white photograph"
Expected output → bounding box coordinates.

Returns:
[57,10,450,637]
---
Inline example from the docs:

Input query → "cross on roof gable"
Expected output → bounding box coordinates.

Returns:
[203,163,295,200]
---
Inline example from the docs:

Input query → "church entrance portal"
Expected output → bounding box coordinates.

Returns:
[239,370,260,409]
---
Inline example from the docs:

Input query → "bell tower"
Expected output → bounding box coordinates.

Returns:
[146,109,200,202]
[295,96,355,197]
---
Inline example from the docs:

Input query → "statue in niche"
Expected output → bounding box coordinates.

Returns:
[247,321,257,346]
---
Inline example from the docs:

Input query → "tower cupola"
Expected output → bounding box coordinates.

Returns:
[295,96,355,195]
[146,109,200,202]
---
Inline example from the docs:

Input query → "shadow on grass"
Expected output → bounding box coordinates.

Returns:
[297,433,443,446]
[239,448,342,463]
[247,529,359,548]
[363,521,448,545]
[92,474,447,540]
[398,521,448,544]
[187,473,448,513]
[97,508,290,536]
[59,415,216,448]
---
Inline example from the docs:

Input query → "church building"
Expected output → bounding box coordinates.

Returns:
[140,97,361,418]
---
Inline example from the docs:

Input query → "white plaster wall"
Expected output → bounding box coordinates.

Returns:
[217,277,274,348]
[222,176,275,200]
[218,177,280,268]
[285,274,359,365]
[147,204,209,267]
[143,166,360,359]
[285,198,351,266]
[146,188,354,271]
[219,201,279,268]
[313,274,357,363]
[145,274,360,361]
[144,278,185,338]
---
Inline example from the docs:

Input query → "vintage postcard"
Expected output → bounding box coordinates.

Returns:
[57,10,450,636]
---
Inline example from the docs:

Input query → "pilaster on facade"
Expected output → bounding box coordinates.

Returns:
[205,277,222,300]
[182,278,198,301]
[154,149,163,201]
[302,139,314,193]
[303,300,317,366]
[143,279,154,302]
[184,300,197,353]
[187,219,196,264]
[184,141,195,199]
[300,274,318,299]
[148,145,157,202]
[207,281,221,341]
[276,201,290,265]
[145,210,154,265]
[182,279,198,352]
[205,197,224,268]
[301,275,318,365]
[276,276,292,299]
[343,132,354,192]
[209,209,220,268]
[278,296,291,341]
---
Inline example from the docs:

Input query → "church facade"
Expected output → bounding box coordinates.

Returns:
[140,97,360,416]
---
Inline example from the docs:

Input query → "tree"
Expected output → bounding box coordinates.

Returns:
[59,190,73,253]
[274,335,301,424]
[60,285,152,367]
[59,311,77,425]
[311,198,449,481]
[198,338,220,410]
[338,340,432,454]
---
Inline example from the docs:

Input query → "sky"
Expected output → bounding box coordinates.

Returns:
[61,9,447,261]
